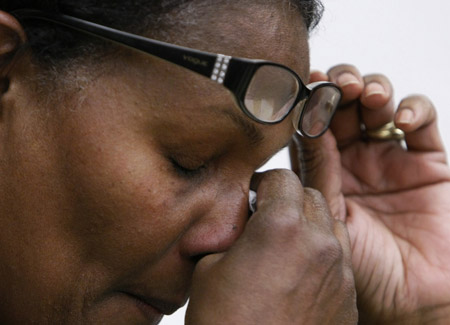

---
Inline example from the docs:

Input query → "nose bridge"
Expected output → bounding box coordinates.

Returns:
[178,180,250,258]
[214,179,249,220]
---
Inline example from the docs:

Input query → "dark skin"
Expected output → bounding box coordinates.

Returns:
[0,3,356,324]
[291,66,450,323]
[2,1,448,323]
[186,170,356,324]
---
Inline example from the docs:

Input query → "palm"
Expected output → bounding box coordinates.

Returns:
[341,140,450,322]
[296,67,450,322]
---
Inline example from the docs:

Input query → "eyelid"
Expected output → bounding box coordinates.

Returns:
[169,156,207,178]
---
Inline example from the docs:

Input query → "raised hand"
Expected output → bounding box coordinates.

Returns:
[186,170,357,324]
[290,65,450,323]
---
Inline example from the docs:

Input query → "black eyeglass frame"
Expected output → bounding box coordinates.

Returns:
[13,9,341,138]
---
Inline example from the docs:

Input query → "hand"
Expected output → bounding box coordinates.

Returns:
[290,65,450,323]
[185,170,357,324]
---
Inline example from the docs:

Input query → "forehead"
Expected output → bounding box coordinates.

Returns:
[103,1,310,158]
[155,0,310,79]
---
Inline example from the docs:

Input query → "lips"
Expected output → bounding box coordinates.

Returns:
[123,291,183,316]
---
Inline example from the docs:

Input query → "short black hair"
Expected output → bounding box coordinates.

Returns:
[3,0,323,69]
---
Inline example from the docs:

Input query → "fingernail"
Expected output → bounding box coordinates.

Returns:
[397,108,414,124]
[365,82,385,97]
[337,72,359,87]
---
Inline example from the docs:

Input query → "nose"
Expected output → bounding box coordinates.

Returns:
[178,183,250,259]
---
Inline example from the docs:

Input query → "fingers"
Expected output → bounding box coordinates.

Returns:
[324,65,364,144]
[314,65,397,145]
[359,74,395,130]
[313,65,364,105]
[331,220,358,324]
[250,170,356,322]
[249,170,334,241]
[309,70,329,83]
[250,170,303,210]
[395,95,445,152]
[246,170,352,293]
[289,131,346,220]
[247,170,351,264]
[188,169,357,324]
[313,65,445,154]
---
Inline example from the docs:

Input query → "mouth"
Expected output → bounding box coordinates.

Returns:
[122,291,182,316]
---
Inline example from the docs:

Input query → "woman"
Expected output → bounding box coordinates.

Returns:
[0,0,449,324]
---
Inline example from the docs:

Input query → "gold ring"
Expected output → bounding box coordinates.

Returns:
[364,121,405,141]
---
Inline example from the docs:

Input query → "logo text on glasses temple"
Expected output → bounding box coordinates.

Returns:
[183,55,208,67]
[211,54,231,84]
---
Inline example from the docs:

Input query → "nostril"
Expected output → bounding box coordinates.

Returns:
[0,78,10,94]
[178,187,250,259]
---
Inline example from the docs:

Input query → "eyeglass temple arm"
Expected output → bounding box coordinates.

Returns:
[12,9,241,81]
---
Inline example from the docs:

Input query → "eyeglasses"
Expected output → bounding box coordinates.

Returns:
[13,9,341,138]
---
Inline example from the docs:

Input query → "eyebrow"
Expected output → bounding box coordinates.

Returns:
[221,109,265,146]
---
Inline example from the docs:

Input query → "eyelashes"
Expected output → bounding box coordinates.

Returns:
[169,157,207,179]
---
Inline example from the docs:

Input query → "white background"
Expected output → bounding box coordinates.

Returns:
[162,0,450,323]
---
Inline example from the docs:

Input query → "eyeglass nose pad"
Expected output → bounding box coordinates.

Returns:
[291,98,307,134]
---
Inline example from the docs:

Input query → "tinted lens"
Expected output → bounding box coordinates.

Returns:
[300,86,341,137]
[244,65,299,122]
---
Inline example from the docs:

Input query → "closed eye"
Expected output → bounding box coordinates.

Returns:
[169,157,207,179]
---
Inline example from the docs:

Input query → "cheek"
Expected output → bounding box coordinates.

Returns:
[70,150,183,264]
[54,114,204,273]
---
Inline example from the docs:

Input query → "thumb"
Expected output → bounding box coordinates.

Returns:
[289,131,346,221]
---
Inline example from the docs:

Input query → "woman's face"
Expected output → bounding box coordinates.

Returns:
[0,2,310,324]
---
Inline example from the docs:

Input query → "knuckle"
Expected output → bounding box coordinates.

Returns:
[263,206,303,238]
[303,187,332,221]
[311,234,344,265]
[304,187,326,204]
